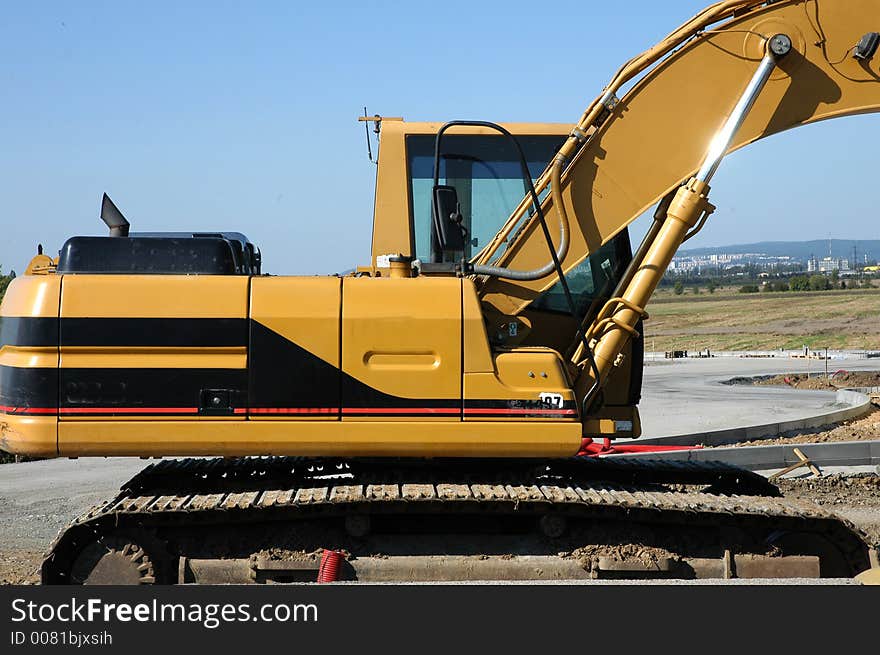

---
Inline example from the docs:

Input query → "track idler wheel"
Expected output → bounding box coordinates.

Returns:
[69,535,158,585]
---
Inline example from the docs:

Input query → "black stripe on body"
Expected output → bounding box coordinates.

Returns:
[464,399,577,419]
[465,399,577,411]
[342,375,461,411]
[0,317,248,348]
[248,320,340,413]
[0,317,58,347]
[60,368,247,415]
[0,365,58,411]
[61,318,248,347]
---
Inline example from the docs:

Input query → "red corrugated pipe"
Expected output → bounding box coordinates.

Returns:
[317,549,343,583]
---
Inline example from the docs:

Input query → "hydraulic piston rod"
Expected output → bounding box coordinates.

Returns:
[697,34,792,182]
[576,35,791,408]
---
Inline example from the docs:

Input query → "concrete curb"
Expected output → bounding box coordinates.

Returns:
[645,350,880,360]
[610,439,880,473]
[633,387,874,447]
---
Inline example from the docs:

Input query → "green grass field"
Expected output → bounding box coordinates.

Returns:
[642,286,880,351]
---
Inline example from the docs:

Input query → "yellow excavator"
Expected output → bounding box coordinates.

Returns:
[3,0,880,582]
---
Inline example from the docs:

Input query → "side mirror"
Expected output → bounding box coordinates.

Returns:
[431,184,465,261]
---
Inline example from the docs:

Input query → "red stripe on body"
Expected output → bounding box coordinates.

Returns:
[342,407,460,415]
[0,405,58,415]
[464,407,576,416]
[250,407,337,415]
[59,407,199,415]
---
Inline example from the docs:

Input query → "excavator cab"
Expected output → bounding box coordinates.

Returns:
[367,118,642,435]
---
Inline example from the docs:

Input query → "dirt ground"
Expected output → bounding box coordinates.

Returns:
[0,550,41,585]
[777,474,880,509]
[753,370,880,390]
[643,288,880,351]
[777,474,880,546]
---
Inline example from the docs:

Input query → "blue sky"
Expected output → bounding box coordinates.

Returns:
[1,1,878,275]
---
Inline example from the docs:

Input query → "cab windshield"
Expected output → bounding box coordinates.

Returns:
[406,134,564,262]
[406,132,632,320]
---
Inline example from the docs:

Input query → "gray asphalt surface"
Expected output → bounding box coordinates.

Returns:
[0,457,147,551]
[640,356,877,437]
[1,356,877,554]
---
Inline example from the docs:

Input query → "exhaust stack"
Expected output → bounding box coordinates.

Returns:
[100,193,130,237]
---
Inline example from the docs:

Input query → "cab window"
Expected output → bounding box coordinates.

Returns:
[531,231,632,319]
[406,134,564,262]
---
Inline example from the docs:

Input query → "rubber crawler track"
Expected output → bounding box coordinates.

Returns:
[41,457,877,583]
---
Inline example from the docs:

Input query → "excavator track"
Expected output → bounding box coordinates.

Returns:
[42,457,877,583]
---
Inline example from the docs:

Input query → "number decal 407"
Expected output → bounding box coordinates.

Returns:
[539,392,564,409]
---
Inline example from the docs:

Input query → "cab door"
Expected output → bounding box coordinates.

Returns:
[341,276,461,420]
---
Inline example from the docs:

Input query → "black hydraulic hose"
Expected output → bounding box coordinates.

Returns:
[432,121,568,279]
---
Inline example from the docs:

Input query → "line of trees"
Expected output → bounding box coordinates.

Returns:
[673,279,718,295]
[788,273,835,291]
[0,266,13,301]
[1,268,24,463]
[738,273,875,293]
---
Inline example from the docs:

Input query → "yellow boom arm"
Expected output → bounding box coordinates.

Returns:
[478,0,880,315]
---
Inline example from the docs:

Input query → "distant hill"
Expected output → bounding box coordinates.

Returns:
[679,239,880,262]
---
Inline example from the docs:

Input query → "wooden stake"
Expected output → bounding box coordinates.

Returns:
[769,448,821,481]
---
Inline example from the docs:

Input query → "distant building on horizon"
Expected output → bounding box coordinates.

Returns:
[807,254,849,272]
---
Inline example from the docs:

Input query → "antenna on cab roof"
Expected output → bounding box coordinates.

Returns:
[357,112,402,165]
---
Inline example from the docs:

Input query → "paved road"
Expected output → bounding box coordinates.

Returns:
[1,356,877,553]
[639,356,877,438]
[0,457,147,551]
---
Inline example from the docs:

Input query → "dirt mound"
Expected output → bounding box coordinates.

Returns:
[755,371,880,391]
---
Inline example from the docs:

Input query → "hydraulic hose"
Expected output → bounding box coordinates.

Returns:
[432,121,568,281]
[471,159,569,280]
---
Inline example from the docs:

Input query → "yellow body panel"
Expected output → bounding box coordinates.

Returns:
[57,275,249,427]
[465,351,573,399]
[59,275,249,318]
[0,346,57,369]
[250,276,340,369]
[1,275,61,317]
[341,276,461,419]
[249,276,341,421]
[0,415,57,457]
[58,347,247,369]
[462,279,494,375]
[56,419,581,458]
[0,277,61,455]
